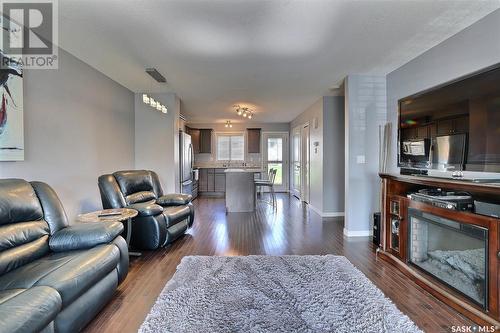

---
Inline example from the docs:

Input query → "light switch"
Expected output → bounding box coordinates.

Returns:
[356,155,366,164]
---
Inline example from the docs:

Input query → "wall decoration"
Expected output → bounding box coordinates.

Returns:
[0,51,24,161]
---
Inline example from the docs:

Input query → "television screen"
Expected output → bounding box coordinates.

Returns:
[398,64,500,173]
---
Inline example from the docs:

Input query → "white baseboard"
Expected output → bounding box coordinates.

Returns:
[343,228,372,237]
[309,204,344,218]
[322,212,345,217]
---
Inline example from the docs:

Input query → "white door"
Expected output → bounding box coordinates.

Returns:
[300,124,310,203]
[291,126,301,198]
[262,132,289,192]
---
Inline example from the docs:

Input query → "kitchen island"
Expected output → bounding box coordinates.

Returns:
[225,169,263,212]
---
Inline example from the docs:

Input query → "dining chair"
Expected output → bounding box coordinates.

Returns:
[254,168,277,207]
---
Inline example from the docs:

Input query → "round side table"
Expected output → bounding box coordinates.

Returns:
[77,208,140,256]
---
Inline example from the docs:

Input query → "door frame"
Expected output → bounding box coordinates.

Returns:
[291,125,301,198]
[290,123,310,202]
[300,122,310,204]
[261,131,289,192]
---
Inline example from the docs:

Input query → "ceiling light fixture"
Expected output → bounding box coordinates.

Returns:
[142,94,168,114]
[225,120,233,128]
[233,105,254,120]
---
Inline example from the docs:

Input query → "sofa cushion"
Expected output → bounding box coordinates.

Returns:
[156,193,192,206]
[125,191,157,205]
[0,286,61,333]
[0,221,50,252]
[163,205,191,228]
[113,170,154,196]
[0,244,120,307]
[0,236,50,276]
[0,179,43,225]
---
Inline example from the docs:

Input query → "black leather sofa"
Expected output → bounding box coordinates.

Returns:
[0,179,129,333]
[98,170,194,250]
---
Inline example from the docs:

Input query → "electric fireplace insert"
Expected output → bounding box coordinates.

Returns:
[408,208,488,308]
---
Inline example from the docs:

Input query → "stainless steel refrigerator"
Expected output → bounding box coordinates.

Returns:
[179,131,193,195]
[431,133,467,170]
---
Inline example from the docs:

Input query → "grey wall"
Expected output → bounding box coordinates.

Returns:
[323,96,345,214]
[135,93,181,193]
[344,75,387,236]
[290,96,344,216]
[387,9,500,174]
[0,48,135,219]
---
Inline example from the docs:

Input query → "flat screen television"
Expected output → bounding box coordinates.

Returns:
[398,63,500,173]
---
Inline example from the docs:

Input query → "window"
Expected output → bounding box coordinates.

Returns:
[216,133,244,161]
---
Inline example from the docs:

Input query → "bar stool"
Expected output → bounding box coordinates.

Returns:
[255,168,273,189]
[254,168,277,207]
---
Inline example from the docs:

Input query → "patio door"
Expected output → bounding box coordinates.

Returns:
[262,132,289,192]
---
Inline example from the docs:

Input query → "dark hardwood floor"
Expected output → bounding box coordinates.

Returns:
[84,194,472,333]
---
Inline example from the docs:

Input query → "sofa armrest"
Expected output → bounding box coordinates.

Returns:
[49,221,124,252]
[157,193,192,206]
[0,287,62,333]
[127,202,163,217]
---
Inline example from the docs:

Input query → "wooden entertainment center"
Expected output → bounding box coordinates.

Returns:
[379,173,500,326]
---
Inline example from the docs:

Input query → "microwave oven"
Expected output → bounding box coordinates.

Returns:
[400,139,431,167]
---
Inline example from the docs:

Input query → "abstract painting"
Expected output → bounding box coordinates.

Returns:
[0,51,24,161]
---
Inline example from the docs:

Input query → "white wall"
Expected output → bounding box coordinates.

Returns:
[344,75,387,236]
[135,93,181,193]
[290,96,345,216]
[0,48,135,219]
[386,10,500,174]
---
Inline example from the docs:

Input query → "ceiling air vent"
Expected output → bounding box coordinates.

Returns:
[146,68,167,83]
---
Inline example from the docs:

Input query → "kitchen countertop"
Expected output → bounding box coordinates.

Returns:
[224,168,264,173]
[194,165,262,169]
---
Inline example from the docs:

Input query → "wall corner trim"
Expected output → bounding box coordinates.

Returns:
[343,228,371,237]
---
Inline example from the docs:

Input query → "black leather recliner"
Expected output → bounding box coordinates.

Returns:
[98,170,194,250]
[0,179,129,333]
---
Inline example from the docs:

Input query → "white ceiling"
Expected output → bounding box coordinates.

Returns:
[58,0,500,123]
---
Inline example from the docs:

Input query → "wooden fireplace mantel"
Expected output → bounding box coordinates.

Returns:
[379,173,500,326]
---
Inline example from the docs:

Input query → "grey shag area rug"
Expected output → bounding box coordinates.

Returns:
[139,255,422,333]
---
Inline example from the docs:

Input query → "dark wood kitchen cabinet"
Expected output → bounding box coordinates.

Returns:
[199,129,212,153]
[198,169,208,192]
[198,168,226,194]
[214,169,226,192]
[415,125,429,139]
[453,116,469,134]
[207,168,215,192]
[436,119,453,136]
[247,128,261,153]
[188,128,201,154]
[436,116,469,136]
[400,127,417,140]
